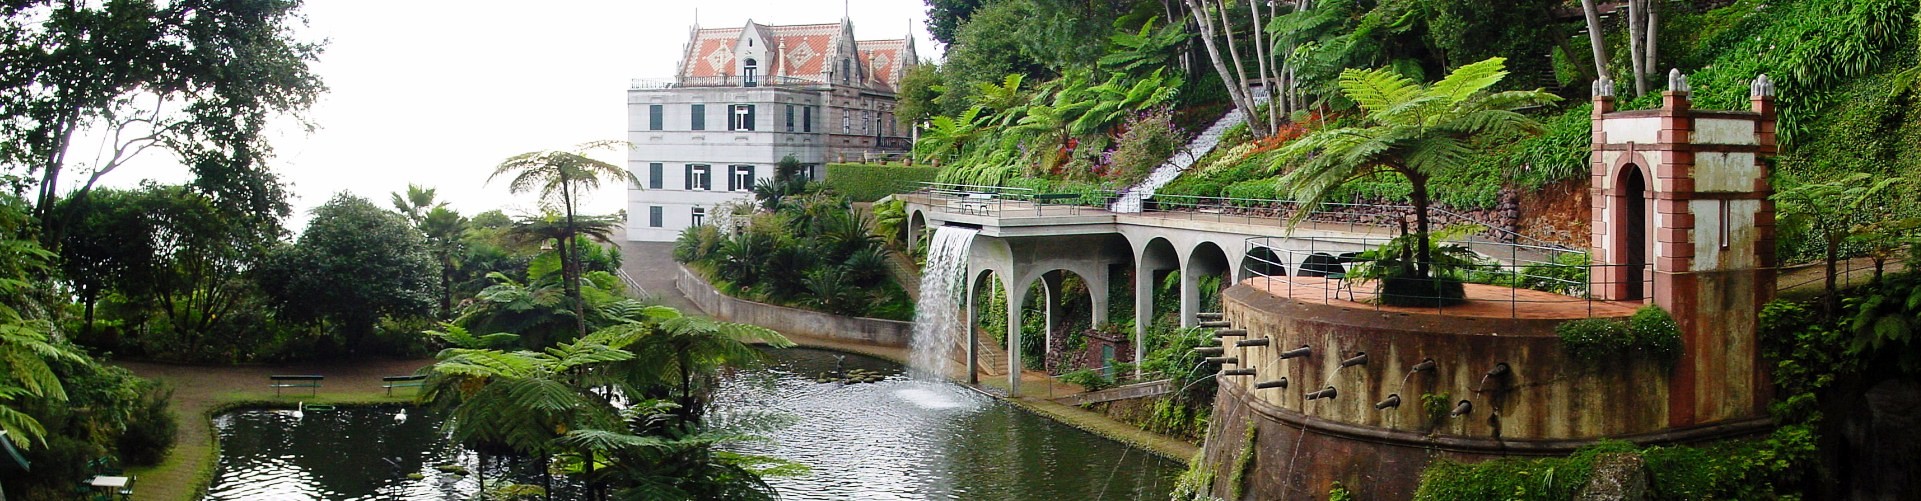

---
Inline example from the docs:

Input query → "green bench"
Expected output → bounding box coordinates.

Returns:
[1032,193,1082,215]
[269,375,323,396]
[383,375,427,396]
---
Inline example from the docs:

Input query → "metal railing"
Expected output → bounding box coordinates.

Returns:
[912,182,1118,217]
[1241,235,1631,319]
[629,75,831,90]
[1143,194,1567,250]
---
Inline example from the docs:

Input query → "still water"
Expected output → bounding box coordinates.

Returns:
[205,347,1179,499]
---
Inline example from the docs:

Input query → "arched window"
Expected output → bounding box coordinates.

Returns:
[743,58,758,87]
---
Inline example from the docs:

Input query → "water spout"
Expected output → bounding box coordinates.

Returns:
[1375,394,1401,410]
[1450,400,1473,417]
[1477,363,1511,394]
[1304,386,1338,400]
[1411,358,1437,372]
[1191,346,1226,356]
[1339,352,1368,368]
[1214,329,1248,338]
[1254,378,1289,390]
[1236,338,1270,347]
[1278,345,1312,359]
[1197,312,1224,321]
[1198,320,1232,328]
[1204,356,1239,365]
[1222,368,1256,376]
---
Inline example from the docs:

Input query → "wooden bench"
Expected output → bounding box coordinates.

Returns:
[269,375,323,396]
[382,375,427,396]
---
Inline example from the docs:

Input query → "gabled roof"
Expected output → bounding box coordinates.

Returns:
[673,19,912,91]
[857,39,908,92]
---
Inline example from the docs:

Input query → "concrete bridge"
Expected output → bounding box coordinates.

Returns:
[898,192,1543,394]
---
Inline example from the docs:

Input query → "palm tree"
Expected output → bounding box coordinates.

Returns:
[390,183,446,226]
[420,206,468,318]
[1270,57,1559,279]
[490,141,638,340]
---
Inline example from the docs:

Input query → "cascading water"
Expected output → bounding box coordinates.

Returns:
[909,226,978,379]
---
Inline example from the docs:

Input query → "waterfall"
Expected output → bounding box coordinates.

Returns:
[909,226,978,379]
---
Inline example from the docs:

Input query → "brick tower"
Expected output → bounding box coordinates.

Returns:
[1589,71,1778,426]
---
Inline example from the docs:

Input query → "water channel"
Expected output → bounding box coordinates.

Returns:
[204,348,1179,499]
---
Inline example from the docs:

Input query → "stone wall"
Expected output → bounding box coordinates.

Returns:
[675,264,912,347]
[1198,285,1772,499]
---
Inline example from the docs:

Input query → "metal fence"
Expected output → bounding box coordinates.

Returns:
[1241,235,1636,319]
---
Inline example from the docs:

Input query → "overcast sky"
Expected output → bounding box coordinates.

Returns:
[89,0,940,229]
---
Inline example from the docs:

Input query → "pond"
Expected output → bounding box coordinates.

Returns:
[205,347,1180,499]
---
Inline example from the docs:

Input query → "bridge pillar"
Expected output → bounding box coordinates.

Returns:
[1088,265,1110,328]
[1006,277,1028,395]
[1040,272,1063,371]
[964,272,980,385]
[1179,269,1200,328]
[1134,262,1154,379]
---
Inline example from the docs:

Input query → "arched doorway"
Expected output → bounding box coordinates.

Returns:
[1619,165,1648,300]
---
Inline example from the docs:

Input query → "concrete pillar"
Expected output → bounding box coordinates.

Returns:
[1134,261,1153,380]
[1041,272,1062,372]
[1006,278,1027,395]
[965,273,979,385]
[1088,266,1109,328]
[1180,268,1199,328]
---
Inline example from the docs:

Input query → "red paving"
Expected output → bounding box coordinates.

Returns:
[1240,276,1641,319]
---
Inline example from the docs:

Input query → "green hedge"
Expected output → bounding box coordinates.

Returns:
[824,163,939,202]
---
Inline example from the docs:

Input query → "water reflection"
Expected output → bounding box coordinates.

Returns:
[714,347,1177,500]
[205,347,1177,500]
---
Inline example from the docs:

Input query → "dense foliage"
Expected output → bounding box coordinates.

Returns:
[675,183,914,321]
[0,197,177,498]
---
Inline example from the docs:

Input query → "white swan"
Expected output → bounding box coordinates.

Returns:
[293,401,304,420]
[394,408,408,423]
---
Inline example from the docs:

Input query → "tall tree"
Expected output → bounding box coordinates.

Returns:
[1270,57,1558,278]
[420,206,468,319]
[1580,0,1610,86]
[257,193,437,351]
[389,183,445,226]
[0,0,324,247]
[1184,0,1269,138]
[489,141,637,341]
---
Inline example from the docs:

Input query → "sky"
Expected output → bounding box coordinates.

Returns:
[89,0,941,229]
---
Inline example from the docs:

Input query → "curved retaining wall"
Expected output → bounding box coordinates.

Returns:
[1201,285,1771,499]
[675,264,912,347]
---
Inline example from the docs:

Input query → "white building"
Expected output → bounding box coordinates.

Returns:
[625,18,916,242]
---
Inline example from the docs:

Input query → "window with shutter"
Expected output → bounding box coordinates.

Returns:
[786,105,795,131]
[803,106,813,132]
[683,165,692,190]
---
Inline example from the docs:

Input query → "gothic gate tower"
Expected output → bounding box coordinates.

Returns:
[1589,72,1778,427]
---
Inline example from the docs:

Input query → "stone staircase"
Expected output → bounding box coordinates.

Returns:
[1109,95,1267,213]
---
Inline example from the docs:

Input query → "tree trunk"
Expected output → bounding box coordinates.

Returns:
[440,258,454,319]
[1580,0,1610,89]
[1410,173,1433,279]
[1249,0,1276,131]
[1628,0,1647,97]
[1645,2,1658,82]
[1184,0,1267,138]
[478,449,488,500]
[563,181,587,341]
[1825,234,1840,318]
[1216,0,1265,133]
[542,453,553,501]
